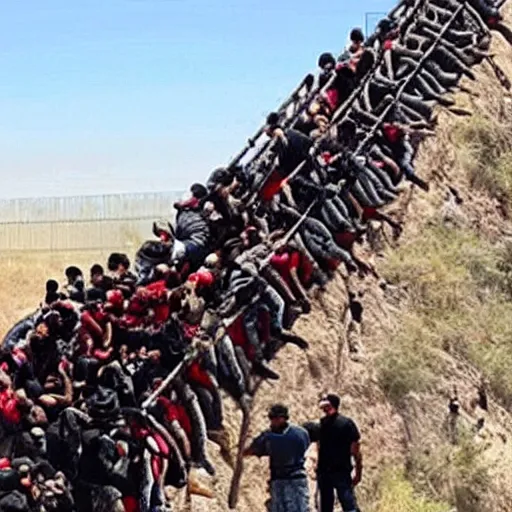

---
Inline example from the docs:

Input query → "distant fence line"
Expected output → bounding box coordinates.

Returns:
[0,191,185,252]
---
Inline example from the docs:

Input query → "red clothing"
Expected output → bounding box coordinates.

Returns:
[335,231,357,250]
[182,323,199,341]
[270,251,300,289]
[226,309,271,361]
[122,497,139,512]
[123,295,148,329]
[186,361,214,391]
[188,270,215,289]
[324,88,340,111]
[145,280,170,326]
[383,39,394,51]
[383,123,403,144]
[0,389,21,425]
[362,206,379,222]
[157,397,192,437]
[260,169,287,202]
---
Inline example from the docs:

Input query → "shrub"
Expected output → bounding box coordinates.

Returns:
[407,435,492,512]
[373,468,451,512]
[380,223,512,409]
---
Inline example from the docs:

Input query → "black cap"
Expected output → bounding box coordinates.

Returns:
[319,393,340,410]
[268,403,289,419]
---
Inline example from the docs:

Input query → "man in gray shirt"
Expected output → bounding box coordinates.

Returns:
[244,404,310,512]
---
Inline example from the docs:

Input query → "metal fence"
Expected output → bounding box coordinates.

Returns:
[0,191,185,252]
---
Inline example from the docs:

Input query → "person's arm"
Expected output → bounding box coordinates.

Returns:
[38,362,73,408]
[243,432,268,457]
[351,440,363,486]
[349,419,363,487]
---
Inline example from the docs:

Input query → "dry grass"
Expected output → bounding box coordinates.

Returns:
[0,251,112,337]
[371,468,451,512]
[377,222,512,409]
[451,106,512,217]
[407,433,492,512]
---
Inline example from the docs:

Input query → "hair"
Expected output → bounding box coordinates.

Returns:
[266,112,280,128]
[338,119,357,139]
[350,28,365,43]
[318,52,336,69]
[90,264,104,277]
[45,280,59,294]
[190,183,208,199]
[65,266,83,281]
[323,393,341,410]
[107,253,130,271]
[268,403,289,420]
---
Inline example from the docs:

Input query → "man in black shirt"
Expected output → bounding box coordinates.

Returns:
[305,394,362,512]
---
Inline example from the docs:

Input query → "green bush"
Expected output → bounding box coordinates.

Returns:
[373,468,451,512]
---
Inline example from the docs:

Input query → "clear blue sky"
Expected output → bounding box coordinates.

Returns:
[0,0,395,199]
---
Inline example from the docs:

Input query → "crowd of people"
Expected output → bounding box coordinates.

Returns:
[0,0,508,510]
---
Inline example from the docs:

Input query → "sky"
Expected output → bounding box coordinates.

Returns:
[0,0,396,199]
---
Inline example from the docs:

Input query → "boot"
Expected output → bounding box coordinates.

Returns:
[208,428,234,468]
[252,361,280,380]
[424,61,460,88]
[188,470,215,499]
[280,331,309,351]
[408,173,430,192]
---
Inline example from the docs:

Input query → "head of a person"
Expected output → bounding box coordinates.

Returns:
[190,183,208,201]
[204,253,220,270]
[265,112,281,137]
[64,266,83,285]
[268,403,289,431]
[90,264,104,286]
[107,253,130,275]
[338,119,357,145]
[319,393,340,418]
[318,52,336,72]
[377,18,398,41]
[350,28,365,48]
[241,226,261,248]
[44,280,60,305]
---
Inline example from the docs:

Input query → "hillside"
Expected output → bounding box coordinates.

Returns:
[2,6,512,512]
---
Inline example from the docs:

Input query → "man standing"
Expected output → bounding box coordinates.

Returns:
[307,394,363,512]
[244,404,310,512]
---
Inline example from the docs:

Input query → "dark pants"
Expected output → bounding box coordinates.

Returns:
[317,473,358,512]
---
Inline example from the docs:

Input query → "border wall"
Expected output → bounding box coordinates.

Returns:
[0,191,184,252]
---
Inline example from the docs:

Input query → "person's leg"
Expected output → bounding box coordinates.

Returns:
[334,477,358,512]
[243,304,265,361]
[260,285,286,335]
[318,474,336,512]
[218,334,247,398]
[270,480,285,512]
